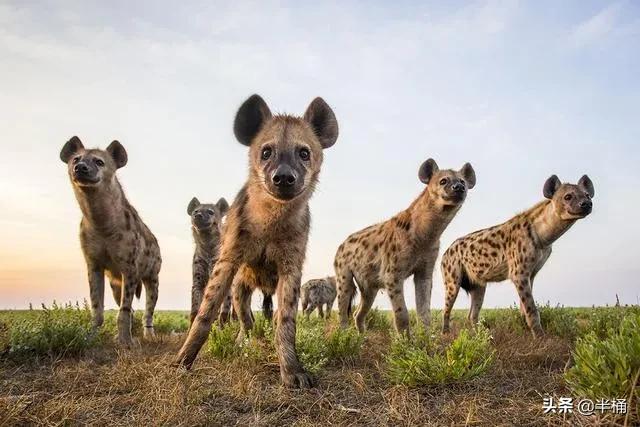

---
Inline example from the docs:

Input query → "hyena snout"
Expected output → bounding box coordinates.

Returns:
[272,164,298,188]
[72,160,101,185]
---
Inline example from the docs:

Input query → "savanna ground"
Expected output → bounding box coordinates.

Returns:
[0,302,638,426]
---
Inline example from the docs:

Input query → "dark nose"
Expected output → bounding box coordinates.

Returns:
[580,200,593,209]
[452,182,465,192]
[194,212,203,219]
[73,163,89,174]
[272,165,297,188]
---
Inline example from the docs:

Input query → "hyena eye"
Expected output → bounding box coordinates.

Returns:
[207,209,214,215]
[439,178,447,186]
[261,147,272,161]
[564,194,573,201]
[72,156,80,164]
[299,147,310,161]
[95,159,105,167]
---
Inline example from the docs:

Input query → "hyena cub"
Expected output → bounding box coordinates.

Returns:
[60,136,161,346]
[187,197,229,325]
[335,159,476,334]
[174,94,339,388]
[301,276,337,319]
[441,175,595,338]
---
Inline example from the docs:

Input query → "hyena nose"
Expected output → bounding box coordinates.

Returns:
[580,200,593,209]
[73,163,89,174]
[452,182,465,192]
[272,165,297,188]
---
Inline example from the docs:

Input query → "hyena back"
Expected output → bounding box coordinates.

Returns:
[441,175,594,337]
[60,136,161,346]
[334,159,476,334]
[301,276,337,319]
[174,94,339,388]
[188,196,273,327]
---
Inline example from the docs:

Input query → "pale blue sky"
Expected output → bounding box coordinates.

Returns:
[1,1,638,310]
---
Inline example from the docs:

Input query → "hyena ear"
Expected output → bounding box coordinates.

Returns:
[187,197,200,215]
[233,94,272,146]
[106,140,128,169]
[418,158,439,184]
[543,175,562,199]
[303,97,339,149]
[578,174,595,198]
[216,197,229,216]
[460,163,476,189]
[60,136,84,163]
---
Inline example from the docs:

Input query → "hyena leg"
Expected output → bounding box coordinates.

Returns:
[325,297,335,319]
[413,269,433,330]
[88,268,105,329]
[174,260,238,369]
[468,284,486,325]
[317,304,325,318]
[142,276,159,339]
[511,275,543,338]
[262,293,273,321]
[442,267,461,334]
[275,272,312,388]
[336,268,356,329]
[232,282,254,344]
[354,288,376,333]
[388,284,410,335]
[218,291,233,326]
[110,278,122,307]
[117,274,140,347]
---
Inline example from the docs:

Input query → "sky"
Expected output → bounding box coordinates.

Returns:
[1,0,639,312]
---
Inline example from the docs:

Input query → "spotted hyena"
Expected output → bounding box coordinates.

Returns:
[174,94,339,388]
[188,196,274,327]
[335,159,476,334]
[301,276,337,319]
[441,175,595,338]
[60,136,161,346]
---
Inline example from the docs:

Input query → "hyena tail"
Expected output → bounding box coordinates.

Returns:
[262,293,273,320]
[135,282,142,299]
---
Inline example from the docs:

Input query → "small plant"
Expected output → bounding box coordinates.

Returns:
[295,322,328,375]
[206,322,240,360]
[580,306,640,339]
[386,325,495,386]
[479,306,525,332]
[153,312,189,334]
[7,301,100,359]
[366,308,391,331]
[565,312,640,401]
[538,303,579,339]
[325,326,364,362]
[252,312,274,340]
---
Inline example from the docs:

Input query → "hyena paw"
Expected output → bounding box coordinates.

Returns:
[143,326,156,339]
[442,326,451,335]
[282,370,315,389]
[532,327,545,339]
[116,333,134,348]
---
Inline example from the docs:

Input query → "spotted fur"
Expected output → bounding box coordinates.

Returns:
[301,276,337,319]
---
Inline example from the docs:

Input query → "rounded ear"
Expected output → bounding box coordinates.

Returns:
[187,197,200,215]
[418,158,439,184]
[303,97,339,149]
[60,136,84,163]
[233,94,272,146]
[106,140,128,169]
[578,174,595,197]
[216,197,230,215]
[460,163,476,189]
[543,175,562,199]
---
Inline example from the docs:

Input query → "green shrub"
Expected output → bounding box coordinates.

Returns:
[479,306,525,332]
[538,303,579,339]
[386,325,495,386]
[295,322,328,375]
[206,322,240,360]
[565,312,640,401]
[366,308,392,331]
[580,306,640,339]
[252,312,274,340]
[325,327,364,362]
[7,302,101,359]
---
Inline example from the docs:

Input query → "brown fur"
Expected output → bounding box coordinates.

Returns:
[441,175,595,337]
[60,136,161,346]
[173,94,339,388]
[335,159,476,334]
[301,276,337,319]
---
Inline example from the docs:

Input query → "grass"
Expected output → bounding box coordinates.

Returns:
[1,303,639,425]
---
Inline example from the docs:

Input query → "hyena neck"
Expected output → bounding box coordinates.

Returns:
[530,200,576,247]
[245,181,311,234]
[192,227,220,257]
[406,189,459,247]
[74,178,126,233]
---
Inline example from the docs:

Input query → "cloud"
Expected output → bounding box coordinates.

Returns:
[568,2,624,47]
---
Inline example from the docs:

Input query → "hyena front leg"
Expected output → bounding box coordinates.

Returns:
[275,272,313,388]
[442,262,461,334]
[232,281,254,344]
[190,259,208,326]
[325,297,335,319]
[317,304,325,318]
[218,292,233,326]
[467,285,486,325]
[354,288,376,333]
[117,274,139,347]
[174,260,237,369]
[88,267,105,330]
[511,275,543,338]
[388,284,410,336]
[143,276,159,339]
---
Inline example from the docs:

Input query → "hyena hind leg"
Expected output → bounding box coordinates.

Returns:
[467,284,486,326]
[336,268,356,329]
[442,272,461,334]
[142,276,159,339]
